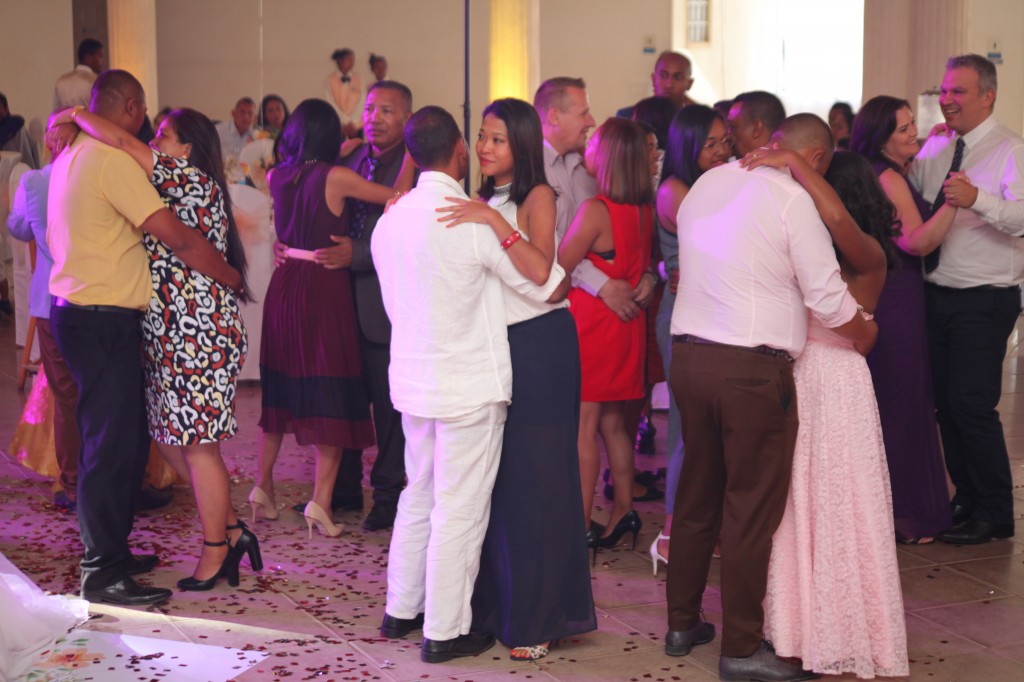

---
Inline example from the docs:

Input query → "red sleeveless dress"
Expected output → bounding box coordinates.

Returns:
[567,196,653,402]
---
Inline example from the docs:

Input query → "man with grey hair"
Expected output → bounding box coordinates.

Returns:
[910,53,1024,545]
[534,76,642,322]
[665,112,876,681]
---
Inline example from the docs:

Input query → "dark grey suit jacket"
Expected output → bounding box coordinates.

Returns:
[343,142,409,345]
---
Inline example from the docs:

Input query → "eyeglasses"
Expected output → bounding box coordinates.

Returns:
[703,135,732,151]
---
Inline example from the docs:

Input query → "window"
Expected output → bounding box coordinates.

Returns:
[687,0,709,44]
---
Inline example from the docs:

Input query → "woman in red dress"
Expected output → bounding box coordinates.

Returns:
[558,117,656,551]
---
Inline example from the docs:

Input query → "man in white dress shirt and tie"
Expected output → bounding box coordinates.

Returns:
[910,53,1024,545]
[372,105,567,663]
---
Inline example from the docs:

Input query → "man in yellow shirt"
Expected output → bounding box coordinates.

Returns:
[48,70,241,606]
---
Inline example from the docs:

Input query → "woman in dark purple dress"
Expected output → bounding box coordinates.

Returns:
[851,96,958,543]
[251,99,412,538]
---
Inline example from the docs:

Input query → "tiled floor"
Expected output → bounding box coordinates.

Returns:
[1,314,1024,681]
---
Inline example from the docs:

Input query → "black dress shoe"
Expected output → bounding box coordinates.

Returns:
[951,503,974,526]
[603,469,665,502]
[83,576,172,606]
[125,553,159,575]
[138,485,173,511]
[635,416,657,455]
[380,612,424,638]
[421,631,496,663]
[665,620,715,656]
[332,494,364,512]
[719,640,818,681]
[938,519,1014,545]
[363,502,397,531]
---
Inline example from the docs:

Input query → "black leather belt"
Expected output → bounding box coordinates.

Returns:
[52,296,141,316]
[924,282,1020,293]
[673,333,794,363]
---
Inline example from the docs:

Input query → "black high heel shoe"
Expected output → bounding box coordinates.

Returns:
[177,540,231,591]
[584,521,605,567]
[227,520,264,572]
[596,510,643,550]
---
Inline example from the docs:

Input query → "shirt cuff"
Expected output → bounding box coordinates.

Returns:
[820,292,861,329]
[572,262,610,297]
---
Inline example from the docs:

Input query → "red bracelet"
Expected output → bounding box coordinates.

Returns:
[500,231,522,250]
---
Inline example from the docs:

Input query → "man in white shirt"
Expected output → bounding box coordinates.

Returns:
[664,114,877,681]
[215,97,258,172]
[326,48,364,139]
[726,90,786,158]
[909,53,1024,545]
[534,77,639,322]
[372,105,566,663]
[53,38,105,110]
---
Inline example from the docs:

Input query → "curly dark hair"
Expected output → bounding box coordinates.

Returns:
[823,151,901,272]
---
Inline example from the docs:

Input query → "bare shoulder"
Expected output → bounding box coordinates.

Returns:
[579,195,610,220]
[525,183,555,207]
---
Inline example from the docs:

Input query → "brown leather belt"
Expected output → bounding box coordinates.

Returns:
[673,333,794,363]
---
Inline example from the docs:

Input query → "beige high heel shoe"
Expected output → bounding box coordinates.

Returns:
[303,501,343,539]
[248,486,279,522]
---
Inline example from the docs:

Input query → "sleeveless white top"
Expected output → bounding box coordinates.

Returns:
[489,185,569,325]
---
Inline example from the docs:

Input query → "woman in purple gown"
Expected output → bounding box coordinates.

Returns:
[850,96,958,543]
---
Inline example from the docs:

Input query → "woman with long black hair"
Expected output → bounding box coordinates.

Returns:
[436,97,596,661]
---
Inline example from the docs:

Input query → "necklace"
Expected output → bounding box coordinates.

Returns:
[493,182,512,197]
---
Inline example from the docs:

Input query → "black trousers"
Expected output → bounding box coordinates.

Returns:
[50,304,150,590]
[926,283,1020,525]
[335,337,405,505]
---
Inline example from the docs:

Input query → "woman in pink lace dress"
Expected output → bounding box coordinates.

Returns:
[744,149,909,678]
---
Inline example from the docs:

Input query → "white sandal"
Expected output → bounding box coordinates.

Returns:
[510,639,557,661]
[649,533,669,575]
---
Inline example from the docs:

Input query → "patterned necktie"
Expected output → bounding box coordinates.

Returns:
[350,154,378,239]
[924,137,966,273]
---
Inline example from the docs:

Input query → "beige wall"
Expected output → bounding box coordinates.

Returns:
[0,0,75,127]
[155,0,490,130]
[4,0,1021,141]
[965,0,1024,134]
[683,0,864,121]
[538,0,673,124]
[863,0,1023,135]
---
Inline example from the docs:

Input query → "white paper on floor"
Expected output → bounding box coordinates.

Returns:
[23,629,267,681]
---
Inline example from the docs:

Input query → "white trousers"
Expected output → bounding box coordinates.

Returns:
[385,402,506,641]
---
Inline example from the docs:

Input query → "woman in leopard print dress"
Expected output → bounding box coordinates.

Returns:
[57,106,261,592]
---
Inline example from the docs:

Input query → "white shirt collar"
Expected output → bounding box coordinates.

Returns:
[960,113,998,149]
[417,170,468,198]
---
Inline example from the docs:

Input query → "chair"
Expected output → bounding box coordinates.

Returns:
[237,139,275,194]
[229,183,274,381]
